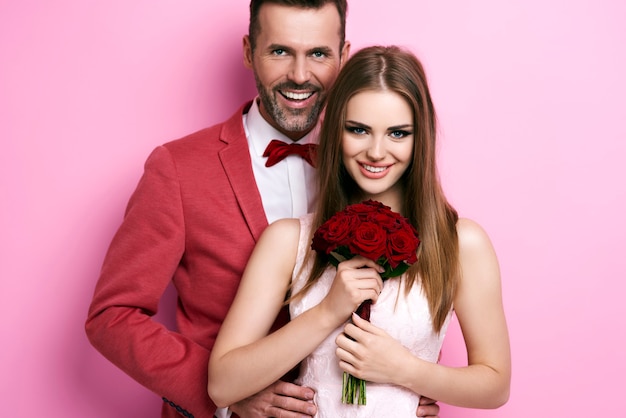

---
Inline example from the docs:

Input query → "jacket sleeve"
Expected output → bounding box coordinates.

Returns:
[85,145,216,418]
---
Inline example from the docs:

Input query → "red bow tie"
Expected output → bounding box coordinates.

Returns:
[263,139,318,167]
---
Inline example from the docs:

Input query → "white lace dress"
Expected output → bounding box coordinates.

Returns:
[290,214,452,417]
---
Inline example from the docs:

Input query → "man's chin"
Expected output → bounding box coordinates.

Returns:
[276,112,317,132]
[280,120,316,134]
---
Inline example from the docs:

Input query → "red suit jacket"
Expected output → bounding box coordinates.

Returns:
[86,101,287,418]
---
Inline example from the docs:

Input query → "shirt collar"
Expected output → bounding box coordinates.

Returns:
[246,97,320,157]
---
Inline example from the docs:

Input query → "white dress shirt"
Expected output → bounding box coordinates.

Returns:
[244,98,318,224]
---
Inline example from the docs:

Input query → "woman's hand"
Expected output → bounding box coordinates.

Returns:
[317,256,384,326]
[335,312,411,384]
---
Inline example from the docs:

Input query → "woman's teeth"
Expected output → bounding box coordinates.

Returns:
[363,164,386,173]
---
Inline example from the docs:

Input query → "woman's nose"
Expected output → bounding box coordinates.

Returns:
[366,137,386,160]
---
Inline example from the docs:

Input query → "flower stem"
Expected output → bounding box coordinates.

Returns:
[341,372,367,405]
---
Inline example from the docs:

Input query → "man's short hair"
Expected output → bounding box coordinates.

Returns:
[248,0,348,52]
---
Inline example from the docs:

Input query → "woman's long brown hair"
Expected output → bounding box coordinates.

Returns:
[292,45,459,333]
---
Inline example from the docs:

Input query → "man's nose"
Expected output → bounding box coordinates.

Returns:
[288,56,311,85]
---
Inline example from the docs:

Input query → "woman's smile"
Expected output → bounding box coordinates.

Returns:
[359,162,392,177]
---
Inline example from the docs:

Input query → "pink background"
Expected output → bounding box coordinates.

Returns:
[2,1,625,416]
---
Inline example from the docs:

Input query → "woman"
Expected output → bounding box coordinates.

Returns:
[208,45,511,416]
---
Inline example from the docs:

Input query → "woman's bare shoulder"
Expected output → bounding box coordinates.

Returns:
[264,217,301,238]
[256,217,302,258]
[456,217,494,251]
[455,217,501,287]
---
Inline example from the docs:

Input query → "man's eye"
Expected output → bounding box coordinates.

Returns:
[312,51,326,58]
[273,49,286,56]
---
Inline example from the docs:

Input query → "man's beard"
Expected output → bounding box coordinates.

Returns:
[255,77,325,134]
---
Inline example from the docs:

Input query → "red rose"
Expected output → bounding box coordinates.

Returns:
[346,200,385,219]
[348,221,387,262]
[387,228,420,268]
[366,210,401,231]
[312,211,359,254]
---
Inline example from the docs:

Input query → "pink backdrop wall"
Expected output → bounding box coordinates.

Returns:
[2,1,624,416]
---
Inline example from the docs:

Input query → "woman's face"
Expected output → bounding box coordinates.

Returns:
[341,89,414,208]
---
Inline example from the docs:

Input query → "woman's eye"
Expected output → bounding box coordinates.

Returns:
[390,130,411,139]
[347,126,367,135]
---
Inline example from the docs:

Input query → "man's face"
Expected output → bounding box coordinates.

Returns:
[244,3,350,141]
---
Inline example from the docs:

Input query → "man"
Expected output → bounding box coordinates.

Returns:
[86,1,441,417]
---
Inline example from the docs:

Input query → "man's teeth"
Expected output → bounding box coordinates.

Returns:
[283,91,313,100]
[363,164,386,173]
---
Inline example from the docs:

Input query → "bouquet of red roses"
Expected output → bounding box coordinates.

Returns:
[311,199,420,405]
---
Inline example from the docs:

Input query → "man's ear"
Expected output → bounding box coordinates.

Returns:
[340,41,351,69]
[243,35,253,69]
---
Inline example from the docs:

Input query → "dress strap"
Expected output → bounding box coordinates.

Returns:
[292,213,314,292]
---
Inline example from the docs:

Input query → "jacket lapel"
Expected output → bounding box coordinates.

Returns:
[219,102,268,242]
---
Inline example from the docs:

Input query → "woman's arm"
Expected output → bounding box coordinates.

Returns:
[208,218,385,408]
[336,218,511,408]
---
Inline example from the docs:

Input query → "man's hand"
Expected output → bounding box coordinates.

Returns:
[417,396,440,418]
[229,380,317,418]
